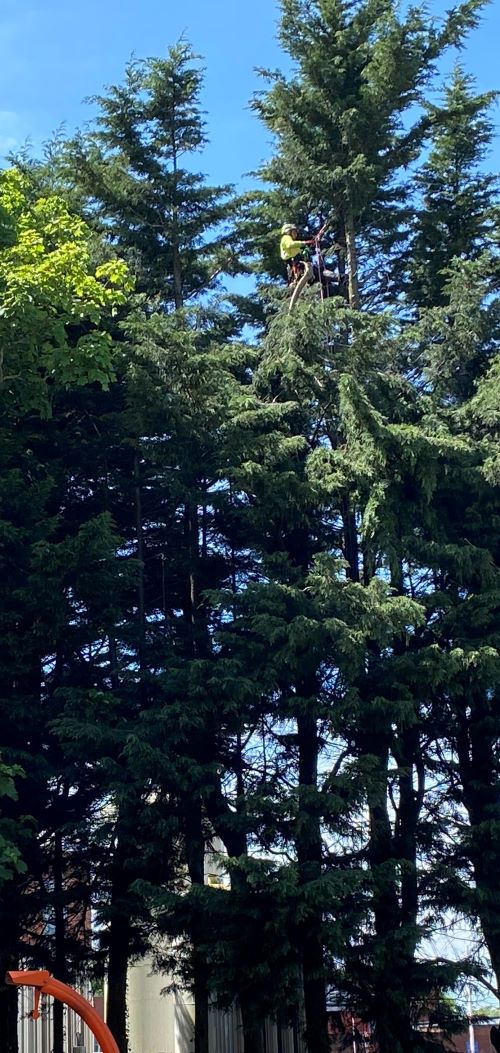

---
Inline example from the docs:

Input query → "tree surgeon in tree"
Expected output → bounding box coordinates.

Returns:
[280,222,338,309]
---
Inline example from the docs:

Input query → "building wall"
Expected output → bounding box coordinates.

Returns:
[127,957,241,1053]
[127,956,303,1053]
[444,1024,497,1053]
[17,981,96,1053]
[127,959,178,1053]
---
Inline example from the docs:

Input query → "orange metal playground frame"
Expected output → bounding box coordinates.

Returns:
[6,969,120,1053]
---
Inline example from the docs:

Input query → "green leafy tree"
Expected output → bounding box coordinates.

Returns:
[0,172,130,1052]
[0,169,130,414]
[1,16,499,1053]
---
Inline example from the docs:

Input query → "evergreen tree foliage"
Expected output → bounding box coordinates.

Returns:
[0,168,132,1051]
[10,43,247,1053]
[251,0,485,307]
[223,301,444,1053]
[0,760,27,887]
[0,11,499,1053]
[405,270,500,995]
[409,65,499,307]
[60,43,234,308]
[236,3,500,1050]
[401,61,500,996]
[4,45,248,1053]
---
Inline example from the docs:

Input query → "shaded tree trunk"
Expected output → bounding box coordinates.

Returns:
[0,945,19,1053]
[134,452,145,672]
[185,798,209,1053]
[53,828,66,1053]
[239,998,266,1053]
[171,132,183,311]
[365,731,418,1053]
[343,199,360,310]
[296,691,328,1053]
[106,844,131,1053]
[456,694,500,995]
[342,496,360,583]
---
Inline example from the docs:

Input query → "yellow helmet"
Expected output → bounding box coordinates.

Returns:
[281,223,296,235]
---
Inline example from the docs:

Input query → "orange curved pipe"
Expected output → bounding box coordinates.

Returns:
[6,969,120,1053]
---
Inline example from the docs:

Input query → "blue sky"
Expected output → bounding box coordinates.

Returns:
[0,0,498,190]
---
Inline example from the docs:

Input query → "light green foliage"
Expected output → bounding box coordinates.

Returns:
[0,169,131,410]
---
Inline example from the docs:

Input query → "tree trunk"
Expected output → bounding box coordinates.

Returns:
[134,452,145,672]
[341,495,359,583]
[52,983,65,1049]
[0,950,18,1053]
[192,954,209,1053]
[456,694,500,995]
[172,243,183,311]
[366,733,416,1053]
[180,474,211,1053]
[106,845,131,1053]
[343,198,360,310]
[184,494,199,648]
[240,996,266,1053]
[106,915,130,1053]
[171,135,183,310]
[185,799,209,1053]
[296,692,328,1053]
[53,828,66,1053]
[394,727,421,930]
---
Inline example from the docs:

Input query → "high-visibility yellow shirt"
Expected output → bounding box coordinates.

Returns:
[280,234,308,261]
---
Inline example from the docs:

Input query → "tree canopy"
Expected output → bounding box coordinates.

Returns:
[0,11,498,1053]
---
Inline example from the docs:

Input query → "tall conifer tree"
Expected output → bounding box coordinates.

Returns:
[237,2,496,1051]
[253,0,483,307]
[409,65,498,307]
[61,43,233,309]
[49,42,245,1053]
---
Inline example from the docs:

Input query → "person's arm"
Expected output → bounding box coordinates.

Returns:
[282,234,313,256]
[280,234,314,259]
[280,234,300,259]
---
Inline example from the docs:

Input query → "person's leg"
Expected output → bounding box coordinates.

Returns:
[289,262,313,311]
